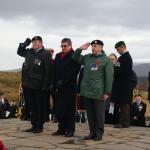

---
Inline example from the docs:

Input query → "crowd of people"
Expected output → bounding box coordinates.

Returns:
[0,92,17,119]
[0,36,149,142]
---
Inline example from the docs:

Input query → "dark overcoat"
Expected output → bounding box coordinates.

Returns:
[54,50,80,117]
[111,52,133,104]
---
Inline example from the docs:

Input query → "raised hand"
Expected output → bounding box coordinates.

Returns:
[80,42,91,50]
[23,38,31,47]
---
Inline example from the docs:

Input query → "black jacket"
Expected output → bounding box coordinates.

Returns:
[54,50,80,116]
[131,101,146,125]
[17,43,54,90]
[111,51,133,104]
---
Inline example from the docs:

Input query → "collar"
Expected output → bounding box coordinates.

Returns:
[32,47,44,54]
[60,49,73,59]
[137,100,142,105]
[90,50,105,57]
[121,51,128,55]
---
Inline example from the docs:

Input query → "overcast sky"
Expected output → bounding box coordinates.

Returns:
[0,0,150,70]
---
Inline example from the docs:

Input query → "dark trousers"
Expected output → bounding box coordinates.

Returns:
[119,103,130,126]
[85,98,105,136]
[25,87,45,129]
[23,87,31,119]
[43,91,50,122]
[57,115,75,133]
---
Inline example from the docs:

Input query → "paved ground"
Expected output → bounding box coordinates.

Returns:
[0,119,150,150]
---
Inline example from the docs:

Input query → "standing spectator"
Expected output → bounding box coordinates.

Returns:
[111,41,133,128]
[105,54,120,124]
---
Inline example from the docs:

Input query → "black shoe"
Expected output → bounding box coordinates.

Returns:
[84,133,95,140]
[93,135,102,141]
[65,131,74,137]
[23,127,34,132]
[52,130,66,136]
[33,128,43,133]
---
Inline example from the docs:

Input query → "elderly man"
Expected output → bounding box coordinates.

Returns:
[72,40,114,141]
[17,36,54,133]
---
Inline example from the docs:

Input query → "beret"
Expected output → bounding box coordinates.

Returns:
[91,40,104,46]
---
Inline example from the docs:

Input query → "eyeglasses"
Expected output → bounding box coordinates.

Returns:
[61,45,68,48]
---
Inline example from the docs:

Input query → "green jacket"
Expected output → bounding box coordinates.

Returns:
[72,48,114,100]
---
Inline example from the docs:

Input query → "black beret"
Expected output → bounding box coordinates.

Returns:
[115,41,126,48]
[32,36,43,42]
[91,40,104,46]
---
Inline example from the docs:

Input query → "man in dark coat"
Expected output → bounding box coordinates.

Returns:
[131,94,146,126]
[17,36,54,133]
[52,38,80,137]
[111,41,133,128]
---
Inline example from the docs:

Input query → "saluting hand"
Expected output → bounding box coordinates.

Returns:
[23,38,31,47]
[80,42,91,50]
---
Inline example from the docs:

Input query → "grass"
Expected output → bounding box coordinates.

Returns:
[0,71,21,101]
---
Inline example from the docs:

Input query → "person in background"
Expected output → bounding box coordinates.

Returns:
[47,48,58,123]
[52,38,80,137]
[131,94,146,126]
[111,41,133,128]
[0,93,7,119]
[72,40,114,141]
[76,66,86,123]
[21,63,31,121]
[8,100,17,118]
[105,54,120,124]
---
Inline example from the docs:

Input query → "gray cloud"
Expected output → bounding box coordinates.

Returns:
[0,0,150,70]
[1,0,150,31]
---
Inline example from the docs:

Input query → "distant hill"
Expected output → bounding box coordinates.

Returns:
[133,63,150,77]
[0,62,149,101]
[0,71,21,101]
[133,63,150,91]
[3,68,21,73]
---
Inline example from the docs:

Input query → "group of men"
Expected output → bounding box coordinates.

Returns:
[17,36,135,141]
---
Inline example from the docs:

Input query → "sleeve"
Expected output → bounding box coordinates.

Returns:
[72,48,85,65]
[114,56,132,77]
[104,60,114,95]
[17,43,29,57]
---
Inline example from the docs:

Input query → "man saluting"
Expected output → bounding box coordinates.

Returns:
[72,40,114,141]
[17,36,54,133]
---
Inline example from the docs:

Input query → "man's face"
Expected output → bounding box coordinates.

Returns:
[61,42,72,53]
[116,46,126,55]
[91,44,103,55]
[135,96,142,102]
[32,40,43,49]
[109,55,117,65]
